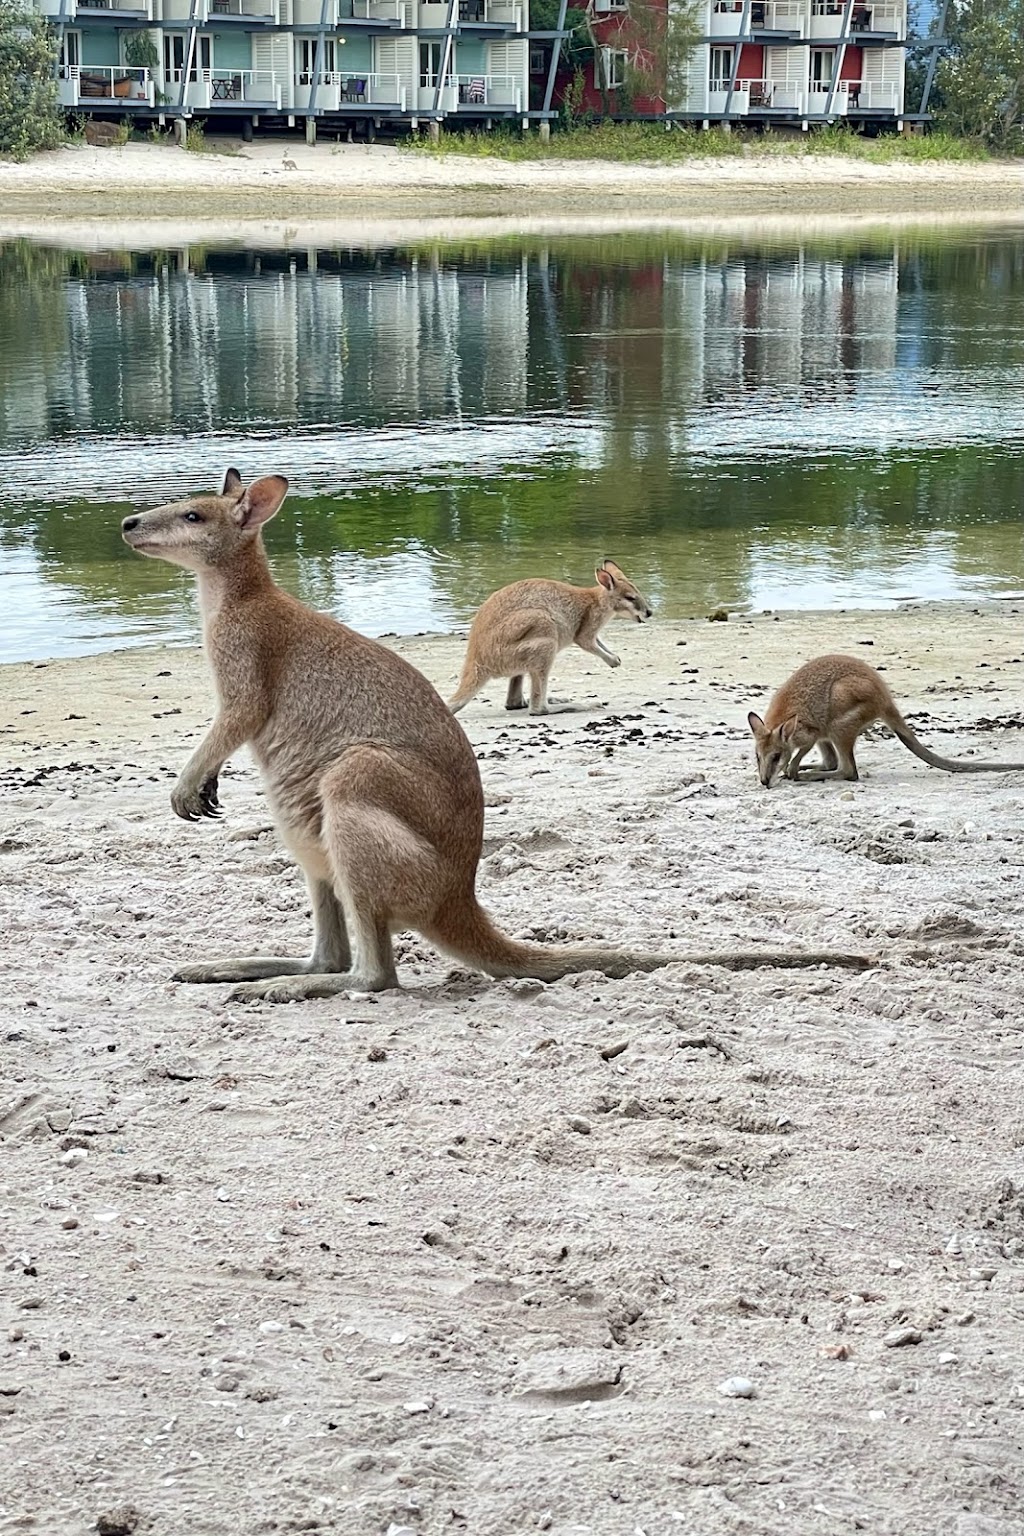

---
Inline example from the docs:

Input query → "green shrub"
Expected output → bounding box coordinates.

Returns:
[0,0,62,159]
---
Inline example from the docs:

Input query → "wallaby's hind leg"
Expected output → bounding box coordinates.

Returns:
[505,675,527,710]
[794,731,859,783]
[174,878,350,984]
[230,748,455,1003]
[787,738,840,781]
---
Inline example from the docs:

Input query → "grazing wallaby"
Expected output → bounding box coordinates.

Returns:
[448,560,651,717]
[121,472,869,1001]
[748,653,1024,787]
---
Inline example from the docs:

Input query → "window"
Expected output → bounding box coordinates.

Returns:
[420,40,445,85]
[709,44,733,89]
[60,29,80,71]
[297,36,336,80]
[810,47,835,86]
[596,46,627,88]
[163,33,211,83]
[529,45,545,72]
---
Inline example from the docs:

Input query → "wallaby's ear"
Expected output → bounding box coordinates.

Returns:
[234,474,289,530]
[602,558,627,581]
[222,467,244,498]
[596,567,615,592]
[747,711,765,736]
[780,716,799,742]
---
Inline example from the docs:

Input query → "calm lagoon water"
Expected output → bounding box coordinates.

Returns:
[2,226,1024,663]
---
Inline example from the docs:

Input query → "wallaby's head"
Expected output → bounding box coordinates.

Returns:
[121,469,289,571]
[595,558,652,623]
[747,711,796,788]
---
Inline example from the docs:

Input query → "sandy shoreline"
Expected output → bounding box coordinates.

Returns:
[4,140,1024,232]
[4,602,1024,1534]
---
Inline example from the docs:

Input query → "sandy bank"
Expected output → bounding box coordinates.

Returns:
[3,139,1024,232]
[3,602,1024,1533]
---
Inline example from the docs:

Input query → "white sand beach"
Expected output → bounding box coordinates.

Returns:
[4,139,1024,235]
[3,602,1024,1533]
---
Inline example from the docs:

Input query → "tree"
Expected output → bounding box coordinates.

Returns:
[935,0,1024,151]
[0,0,61,159]
[619,0,702,110]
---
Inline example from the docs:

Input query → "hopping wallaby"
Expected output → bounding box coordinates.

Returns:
[748,653,1024,787]
[121,472,868,1002]
[448,560,651,717]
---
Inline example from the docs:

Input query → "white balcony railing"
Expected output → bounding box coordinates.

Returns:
[40,0,154,15]
[292,70,405,108]
[202,0,277,19]
[709,1,745,33]
[166,67,282,107]
[749,0,805,30]
[418,73,521,109]
[710,76,803,111]
[349,0,403,17]
[840,78,899,107]
[456,0,524,24]
[58,64,154,106]
[809,0,903,28]
[807,85,848,113]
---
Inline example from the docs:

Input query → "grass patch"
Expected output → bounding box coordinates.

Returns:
[406,122,744,162]
[405,120,992,164]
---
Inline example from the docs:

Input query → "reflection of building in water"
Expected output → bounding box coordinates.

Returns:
[0,244,903,447]
[0,251,532,442]
[664,251,897,400]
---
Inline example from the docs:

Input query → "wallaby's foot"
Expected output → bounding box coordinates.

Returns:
[792,767,858,783]
[505,676,527,710]
[529,697,577,716]
[228,969,398,1003]
[173,956,313,984]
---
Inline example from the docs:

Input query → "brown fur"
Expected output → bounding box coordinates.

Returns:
[749,653,1024,787]
[449,561,651,716]
[120,472,870,1001]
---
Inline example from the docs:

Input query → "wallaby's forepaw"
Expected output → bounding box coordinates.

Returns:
[172,775,221,822]
[606,654,621,669]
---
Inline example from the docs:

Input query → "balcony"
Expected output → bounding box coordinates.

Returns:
[748,0,805,34]
[292,70,406,109]
[58,64,155,106]
[709,1,745,36]
[841,78,899,108]
[349,0,405,19]
[40,0,153,18]
[809,0,903,36]
[852,1,903,32]
[457,0,525,29]
[709,75,804,112]
[417,0,521,26]
[167,67,282,108]
[417,72,521,109]
[201,0,278,22]
[806,84,848,113]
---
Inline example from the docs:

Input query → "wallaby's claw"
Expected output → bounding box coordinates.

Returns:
[199,777,221,816]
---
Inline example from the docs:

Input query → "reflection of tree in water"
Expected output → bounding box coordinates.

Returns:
[2,229,1024,651]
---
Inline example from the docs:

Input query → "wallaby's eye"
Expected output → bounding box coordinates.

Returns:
[182,511,204,524]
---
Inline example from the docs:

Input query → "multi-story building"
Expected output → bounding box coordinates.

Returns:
[556,0,911,127]
[31,0,924,135]
[35,0,539,136]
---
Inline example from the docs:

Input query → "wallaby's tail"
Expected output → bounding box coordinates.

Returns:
[448,663,487,716]
[886,709,1024,775]
[425,897,871,980]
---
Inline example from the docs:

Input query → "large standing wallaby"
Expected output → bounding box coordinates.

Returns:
[448,560,651,717]
[121,472,869,1001]
[748,653,1024,787]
